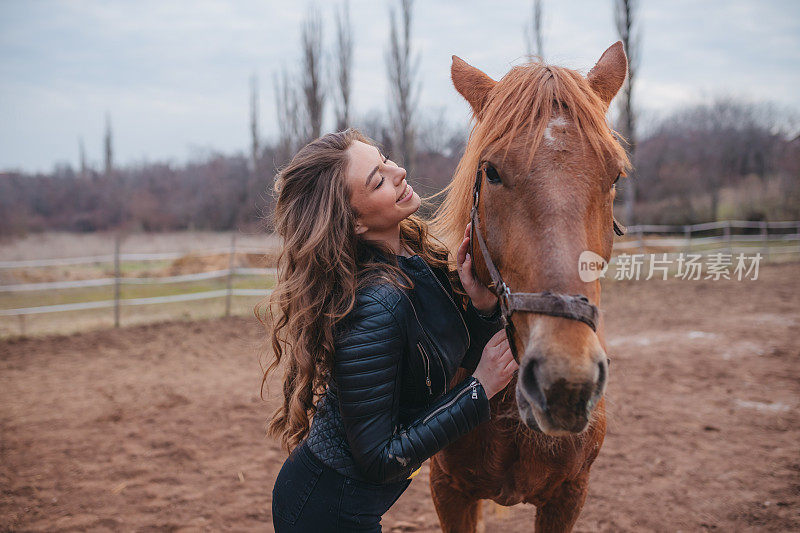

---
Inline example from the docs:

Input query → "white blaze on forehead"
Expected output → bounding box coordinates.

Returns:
[543,115,570,147]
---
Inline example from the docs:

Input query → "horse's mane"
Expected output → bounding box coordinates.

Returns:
[427,59,631,260]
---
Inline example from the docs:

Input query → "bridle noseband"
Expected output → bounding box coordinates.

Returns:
[469,164,623,364]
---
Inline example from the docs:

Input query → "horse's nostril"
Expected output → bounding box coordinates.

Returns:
[599,359,606,382]
[592,358,608,401]
[521,359,548,411]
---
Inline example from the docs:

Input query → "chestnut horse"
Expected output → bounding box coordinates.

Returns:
[427,42,631,532]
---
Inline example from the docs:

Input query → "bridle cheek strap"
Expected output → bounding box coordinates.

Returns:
[613,218,626,236]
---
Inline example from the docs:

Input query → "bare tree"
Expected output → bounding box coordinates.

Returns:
[417,107,467,158]
[102,112,125,229]
[273,67,302,165]
[78,136,88,180]
[614,0,641,225]
[524,0,545,59]
[386,0,420,174]
[104,113,113,178]
[250,74,260,176]
[301,8,325,141]
[333,0,353,131]
[355,109,393,153]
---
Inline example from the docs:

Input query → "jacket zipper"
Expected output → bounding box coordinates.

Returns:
[417,341,433,395]
[402,291,444,395]
[422,378,479,425]
[418,259,471,347]
[400,260,469,398]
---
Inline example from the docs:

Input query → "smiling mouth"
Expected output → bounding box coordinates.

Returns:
[396,183,412,203]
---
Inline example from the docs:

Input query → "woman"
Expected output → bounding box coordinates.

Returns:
[260,129,517,532]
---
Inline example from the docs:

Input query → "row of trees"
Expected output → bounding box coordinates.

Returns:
[2,96,797,237]
[635,99,800,224]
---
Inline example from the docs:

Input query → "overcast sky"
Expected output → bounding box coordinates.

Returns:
[1,0,798,173]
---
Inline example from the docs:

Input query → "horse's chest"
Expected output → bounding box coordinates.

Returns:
[445,424,587,505]
[485,459,566,506]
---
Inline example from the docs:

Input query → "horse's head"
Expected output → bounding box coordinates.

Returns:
[448,42,630,435]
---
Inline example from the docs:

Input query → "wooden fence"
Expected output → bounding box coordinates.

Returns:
[1,221,798,328]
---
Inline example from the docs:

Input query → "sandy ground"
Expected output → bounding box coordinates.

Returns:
[1,262,798,532]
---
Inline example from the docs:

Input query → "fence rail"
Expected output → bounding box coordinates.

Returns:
[0,245,270,269]
[0,289,271,316]
[0,267,277,292]
[616,220,800,260]
[1,221,798,327]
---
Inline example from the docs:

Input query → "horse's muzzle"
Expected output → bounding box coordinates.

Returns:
[517,354,608,434]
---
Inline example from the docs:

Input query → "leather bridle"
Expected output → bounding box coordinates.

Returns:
[469,163,626,364]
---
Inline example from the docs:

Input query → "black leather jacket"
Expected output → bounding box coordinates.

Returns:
[305,250,504,484]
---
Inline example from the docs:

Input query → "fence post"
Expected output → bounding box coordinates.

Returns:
[760,221,768,261]
[114,234,121,328]
[796,221,800,256]
[225,233,237,317]
[684,225,692,254]
[637,227,645,254]
[724,220,732,256]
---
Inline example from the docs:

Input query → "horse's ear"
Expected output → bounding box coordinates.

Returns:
[587,41,628,108]
[451,55,497,116]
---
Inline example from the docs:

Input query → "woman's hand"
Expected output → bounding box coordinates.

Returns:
[456,222,498,314]
[472,329,517,399]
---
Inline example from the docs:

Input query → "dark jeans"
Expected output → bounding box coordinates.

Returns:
[272,441,412,532]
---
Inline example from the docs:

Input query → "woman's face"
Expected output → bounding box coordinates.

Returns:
[345,140,420,238]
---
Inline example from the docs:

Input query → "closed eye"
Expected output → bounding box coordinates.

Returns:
[375,154,389,189]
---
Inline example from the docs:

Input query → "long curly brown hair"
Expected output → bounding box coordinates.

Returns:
[256,128,464,452]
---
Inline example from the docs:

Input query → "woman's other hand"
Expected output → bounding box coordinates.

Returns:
[472,329,517,399]
[456,222,499,314]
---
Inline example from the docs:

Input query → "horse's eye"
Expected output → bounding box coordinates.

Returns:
[613,172,621,186]
[485,164,502,184]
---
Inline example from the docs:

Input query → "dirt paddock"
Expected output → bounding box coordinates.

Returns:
[1,262,799,531]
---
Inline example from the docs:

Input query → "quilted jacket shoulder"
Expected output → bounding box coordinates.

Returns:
[333,281,408,338]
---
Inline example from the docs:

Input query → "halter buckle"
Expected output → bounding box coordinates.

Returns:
[497,282,512,316]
